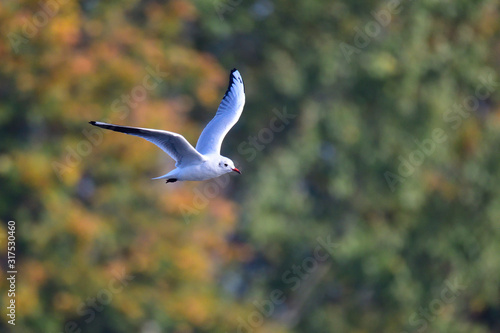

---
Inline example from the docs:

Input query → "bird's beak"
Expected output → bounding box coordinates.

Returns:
[232,168,241,174]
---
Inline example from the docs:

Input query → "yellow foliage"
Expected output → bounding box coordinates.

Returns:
[66,206,101,243]
[15,152,53,191]
[175,246,212,282]
[48,14,80,46]
[16,284,39,316]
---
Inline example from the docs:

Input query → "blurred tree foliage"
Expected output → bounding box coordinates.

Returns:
[1,0,500,332]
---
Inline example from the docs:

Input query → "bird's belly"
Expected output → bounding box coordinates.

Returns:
[178,164,221,181]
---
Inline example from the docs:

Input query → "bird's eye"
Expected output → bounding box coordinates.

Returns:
[224,163,228,167]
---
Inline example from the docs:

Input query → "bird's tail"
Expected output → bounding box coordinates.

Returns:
[152,170,177,180]
[152,174,169,180]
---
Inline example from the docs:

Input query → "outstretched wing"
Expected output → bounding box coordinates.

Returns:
[89,121,206,167]
[195,68,245,155]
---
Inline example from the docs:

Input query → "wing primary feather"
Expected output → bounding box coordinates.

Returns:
[89,121,146,135]
[223,68,244,98]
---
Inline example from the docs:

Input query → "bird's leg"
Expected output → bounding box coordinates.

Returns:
[166,178,178,184]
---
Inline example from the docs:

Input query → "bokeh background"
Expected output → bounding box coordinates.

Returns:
[1,0,500,332]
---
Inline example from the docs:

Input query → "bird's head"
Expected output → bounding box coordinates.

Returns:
[218,157,241,174]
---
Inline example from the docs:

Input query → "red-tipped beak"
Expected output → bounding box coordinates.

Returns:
[232,168,241,174]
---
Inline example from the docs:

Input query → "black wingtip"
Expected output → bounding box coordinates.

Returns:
[89,121,96,125]
[223,68,243,97]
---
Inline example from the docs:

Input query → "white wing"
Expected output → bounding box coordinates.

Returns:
[89,121,206,167]
[196,69,245,155]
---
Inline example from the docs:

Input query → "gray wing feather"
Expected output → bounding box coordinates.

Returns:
[89,121,205,167]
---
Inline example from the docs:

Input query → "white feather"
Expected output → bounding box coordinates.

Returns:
[195,69,245,155]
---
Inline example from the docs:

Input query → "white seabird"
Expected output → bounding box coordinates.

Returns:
[90,68,245,183]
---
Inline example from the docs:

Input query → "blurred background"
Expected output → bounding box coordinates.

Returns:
[1,0,500,332]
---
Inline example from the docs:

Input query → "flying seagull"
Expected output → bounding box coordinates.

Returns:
[90,68,245,183]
